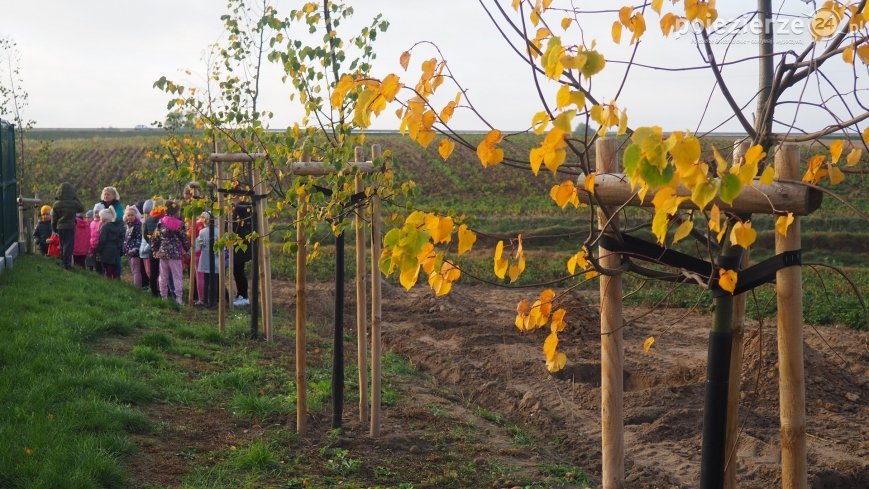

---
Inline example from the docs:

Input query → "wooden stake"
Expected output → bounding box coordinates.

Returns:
[253,167,273,341]
[596,138,624,489]
[369,144,383,437]
[188,215,196,306]
[217,164,226,334]
[262,210,273,339]
[354,146,370,425]
[775,144,807,489]
[724,140,750,489]
[295,199,307,434]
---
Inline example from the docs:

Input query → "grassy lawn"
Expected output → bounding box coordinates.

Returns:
[0,256,592,489]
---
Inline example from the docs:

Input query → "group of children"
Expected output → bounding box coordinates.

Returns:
[34,182,254,307]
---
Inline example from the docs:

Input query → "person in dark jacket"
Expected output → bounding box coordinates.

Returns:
[94,208,124,279]
[33,205,53,255]
[231,189,253,306]
[99,186,124,276]
[52,182,85,269]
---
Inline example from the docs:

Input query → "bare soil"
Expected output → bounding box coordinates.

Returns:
[128,278,868,488]
[370,281,868,488]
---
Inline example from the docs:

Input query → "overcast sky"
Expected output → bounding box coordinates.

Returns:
[1,1,858,134]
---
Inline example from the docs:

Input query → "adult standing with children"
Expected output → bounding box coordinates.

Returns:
[231,186,253,306]
[94,207,123,279]
[99,186,124,276]
[52,182,85,270]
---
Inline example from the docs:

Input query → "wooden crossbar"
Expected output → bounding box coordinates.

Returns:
[577,174,822,216]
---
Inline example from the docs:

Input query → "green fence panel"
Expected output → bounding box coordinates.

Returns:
[0,120,18,252]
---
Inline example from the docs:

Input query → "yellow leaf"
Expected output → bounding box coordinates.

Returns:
[775,212,795,237]
[709,204,721,233]
[508,253,525,283]
[651,210,670,245]
[399,261,421,291]
[567,248,589,275]
[672,219,693,244]
[542,37,564,79]
[843,44,855,64]
[618,108,628,135]
[546,351,567,373]
[556,85,571,109]
[611,20,623,44]
[457,224,477,255]
[553,110,575,133]
[477,129,504,167]
[718,268,737,294]
[399,51,411,71]
[864,127,869,144]
[628,12,646,44]
[550,180,579,209]
[643,336,655,352]
[561,17,571,30]
[660,12,681,36]
[859,45,869,65]
[744,144,766,169]
[437,138,455,160]
[690,180,717,211]
[651,0,663,14]
[531,110,550,135]
[759,165,776,185]
[618,6,633,27]
[380,74,401,102]
[494,240,508,279]
[846,148,862,167]
[516,299,530,331]
[543,332,559,361]
[829,140,844,164]
[829,165,845,185]
[584,171,596,196]
[711,146,728,178]
[730,220,757,249]
[538,289,555,320]
[550,308,567,333]
[425,214,454,244]
[440,101,456,124]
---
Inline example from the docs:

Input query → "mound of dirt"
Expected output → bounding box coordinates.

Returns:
[272,277,867,488]
[368,283,868,488]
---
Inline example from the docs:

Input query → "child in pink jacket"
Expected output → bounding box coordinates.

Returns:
[73,212,90,268]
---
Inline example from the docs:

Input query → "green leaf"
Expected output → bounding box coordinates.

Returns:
[719,173,742,205]
[623,144,641,177]
[639,160,675,188]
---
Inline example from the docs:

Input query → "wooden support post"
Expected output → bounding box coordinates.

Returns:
[596,138,624,489]
[188,215,196,306]
[295,199,307,434]
[354,146,370,425]
[217,164,226,334]
[724,140,750,489]
[262,211,273,338]
[775,144,807,489]
[253,167,273,341]
[369,144,383,437]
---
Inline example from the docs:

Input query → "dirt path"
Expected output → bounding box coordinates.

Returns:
[342,281,869,488]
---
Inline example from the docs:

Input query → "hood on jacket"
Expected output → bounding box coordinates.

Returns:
[160,216,184,232]
[55,182,78,200]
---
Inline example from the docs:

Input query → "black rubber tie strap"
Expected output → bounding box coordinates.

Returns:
[600,233,801,295]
